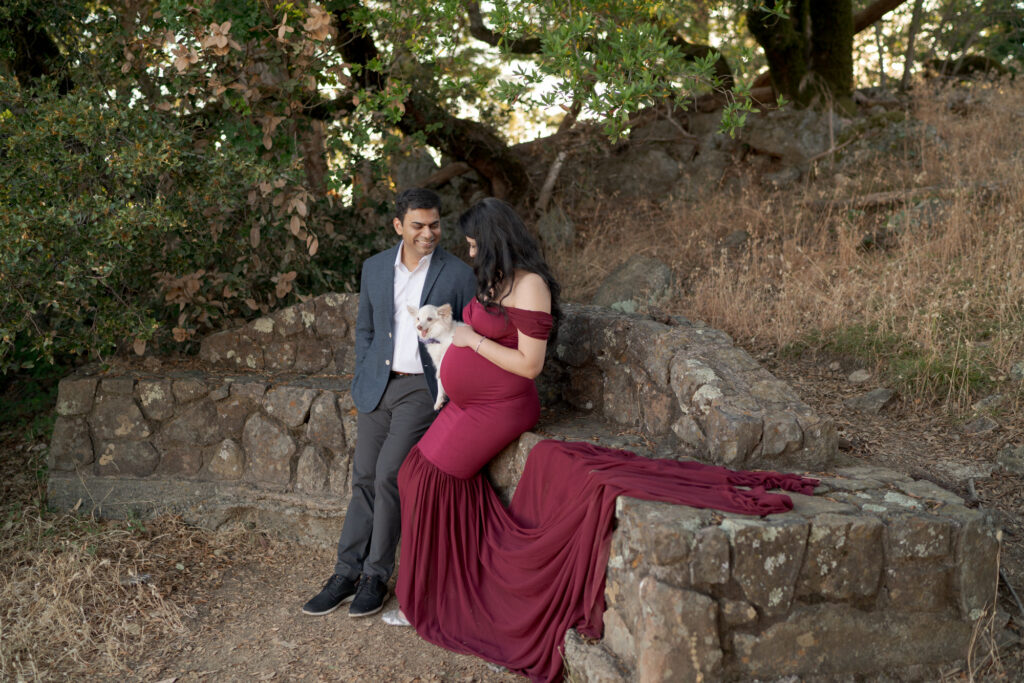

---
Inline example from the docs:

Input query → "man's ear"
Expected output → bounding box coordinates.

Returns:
[393,217,403,235]
[438,303,452,319]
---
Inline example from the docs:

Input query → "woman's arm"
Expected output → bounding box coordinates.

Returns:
[452,273,551,379]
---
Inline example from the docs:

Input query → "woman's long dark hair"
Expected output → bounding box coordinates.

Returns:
[458,197,561,327]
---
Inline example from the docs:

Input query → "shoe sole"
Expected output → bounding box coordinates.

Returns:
[348,597,388,618]
[301,594,355,616]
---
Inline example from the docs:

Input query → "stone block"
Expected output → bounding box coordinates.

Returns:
[703,403,762,466]
[671,414,705,449]
[883,563,953,612]
[242,414,296,486]
[328,452,350,495]
[96,440,159,477]
[669,356,720,407]
[731,605,971,678]
[100,377,135,394]
[602,606,636,662]
[894,479,965,507]
[244,316,278,344]
[884,513,953,560]
[315,293,352,338]
[263,386,318,427]
[272,300,316,337]
[296,446,329,493]
[90,394,151,441]
[637,579,721,682]
[760,413,803,458]
[796,513,883,600]
[172,377,209,403]
[231,379,268,402]
[217,336,264,370]
[623,320,673,386]
[49,416,94,470]
[160,400,221,446]
[720,599,757,627]
[722,516,808,616]
[199,330,240,364]
[136,379,175,421]
[639,382,676,435]
[56,377,98,416]
[207,438,245,480]
[564,630,626,683]
[306,392,346,453]
[293,338,332,373]
[153,435,204,476]
[487,431,544,504]
[690,526,730,586]
[264,342,297,371]
[953,512,1000,620]
[215,397,252,439]
[566,365,603,412]
[337,394,359,451]
[602,364,640,426]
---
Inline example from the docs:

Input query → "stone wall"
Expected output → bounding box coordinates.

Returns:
[567,465,1001,681]
[46,291,997,680]
[546,304,836,469]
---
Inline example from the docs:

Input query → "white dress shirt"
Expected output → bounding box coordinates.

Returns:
[391,243,434,374]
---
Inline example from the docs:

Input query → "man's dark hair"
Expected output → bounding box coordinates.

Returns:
[395,188,442,223]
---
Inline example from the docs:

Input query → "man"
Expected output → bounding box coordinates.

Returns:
[302,188,476,617]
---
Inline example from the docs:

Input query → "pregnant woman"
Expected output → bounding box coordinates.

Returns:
[393,198,817,682]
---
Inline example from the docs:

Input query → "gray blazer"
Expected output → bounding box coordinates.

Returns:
[351,243,477,413]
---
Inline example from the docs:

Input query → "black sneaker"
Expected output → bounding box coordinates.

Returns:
[348,575,388,617]
[301,574,358,615]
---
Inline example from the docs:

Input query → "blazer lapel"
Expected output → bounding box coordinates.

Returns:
[419,247,447,305]
[382,243,399,318]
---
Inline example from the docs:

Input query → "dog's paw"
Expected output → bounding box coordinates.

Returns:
[433,399,444,411]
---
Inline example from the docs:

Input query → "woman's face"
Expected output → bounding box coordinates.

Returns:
[466,237,478,260]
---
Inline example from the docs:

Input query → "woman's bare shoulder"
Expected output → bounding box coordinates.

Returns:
[507,271,551,313]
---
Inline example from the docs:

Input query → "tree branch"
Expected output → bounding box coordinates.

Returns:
[854,0,909,34]
[464,1,543,54]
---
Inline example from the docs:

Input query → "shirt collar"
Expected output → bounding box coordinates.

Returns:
[394,241,435,272]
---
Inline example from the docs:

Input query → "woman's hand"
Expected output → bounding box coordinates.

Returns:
[452,324,479,348]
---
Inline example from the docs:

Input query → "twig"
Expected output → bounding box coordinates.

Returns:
[805,136,858,164]
[1000,568,1024,619]
[536,150,568,215]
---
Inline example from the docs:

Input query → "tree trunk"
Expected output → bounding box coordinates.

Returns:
[809,0,854,107]
[300,118,329,198]
[747,0,812,105]
[400,89,530,204]
[900,0,925,90]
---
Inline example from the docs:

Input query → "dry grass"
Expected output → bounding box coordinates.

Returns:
[556,79,1024,413]
[0,433,263,681]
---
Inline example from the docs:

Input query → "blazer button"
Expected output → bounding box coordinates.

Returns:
[385,360,390,366]
[389,332,393,338]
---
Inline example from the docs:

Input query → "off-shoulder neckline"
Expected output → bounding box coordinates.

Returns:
[471,300,552,317]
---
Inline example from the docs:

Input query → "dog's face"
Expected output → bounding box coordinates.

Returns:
[407,303,454,339]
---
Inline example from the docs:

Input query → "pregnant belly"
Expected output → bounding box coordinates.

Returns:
[441,345,534,406]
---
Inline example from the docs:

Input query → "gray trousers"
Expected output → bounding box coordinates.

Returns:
[334,374,435,582]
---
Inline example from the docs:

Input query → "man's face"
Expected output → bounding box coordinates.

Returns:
[394,207,441,263]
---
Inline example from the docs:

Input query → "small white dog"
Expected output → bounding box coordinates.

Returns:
[407,303,466,410]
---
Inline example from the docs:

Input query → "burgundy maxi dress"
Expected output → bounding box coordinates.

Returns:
[396,299,818,682]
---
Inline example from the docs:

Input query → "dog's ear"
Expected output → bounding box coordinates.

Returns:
[437,303,452,320]
[406,305,419,317]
